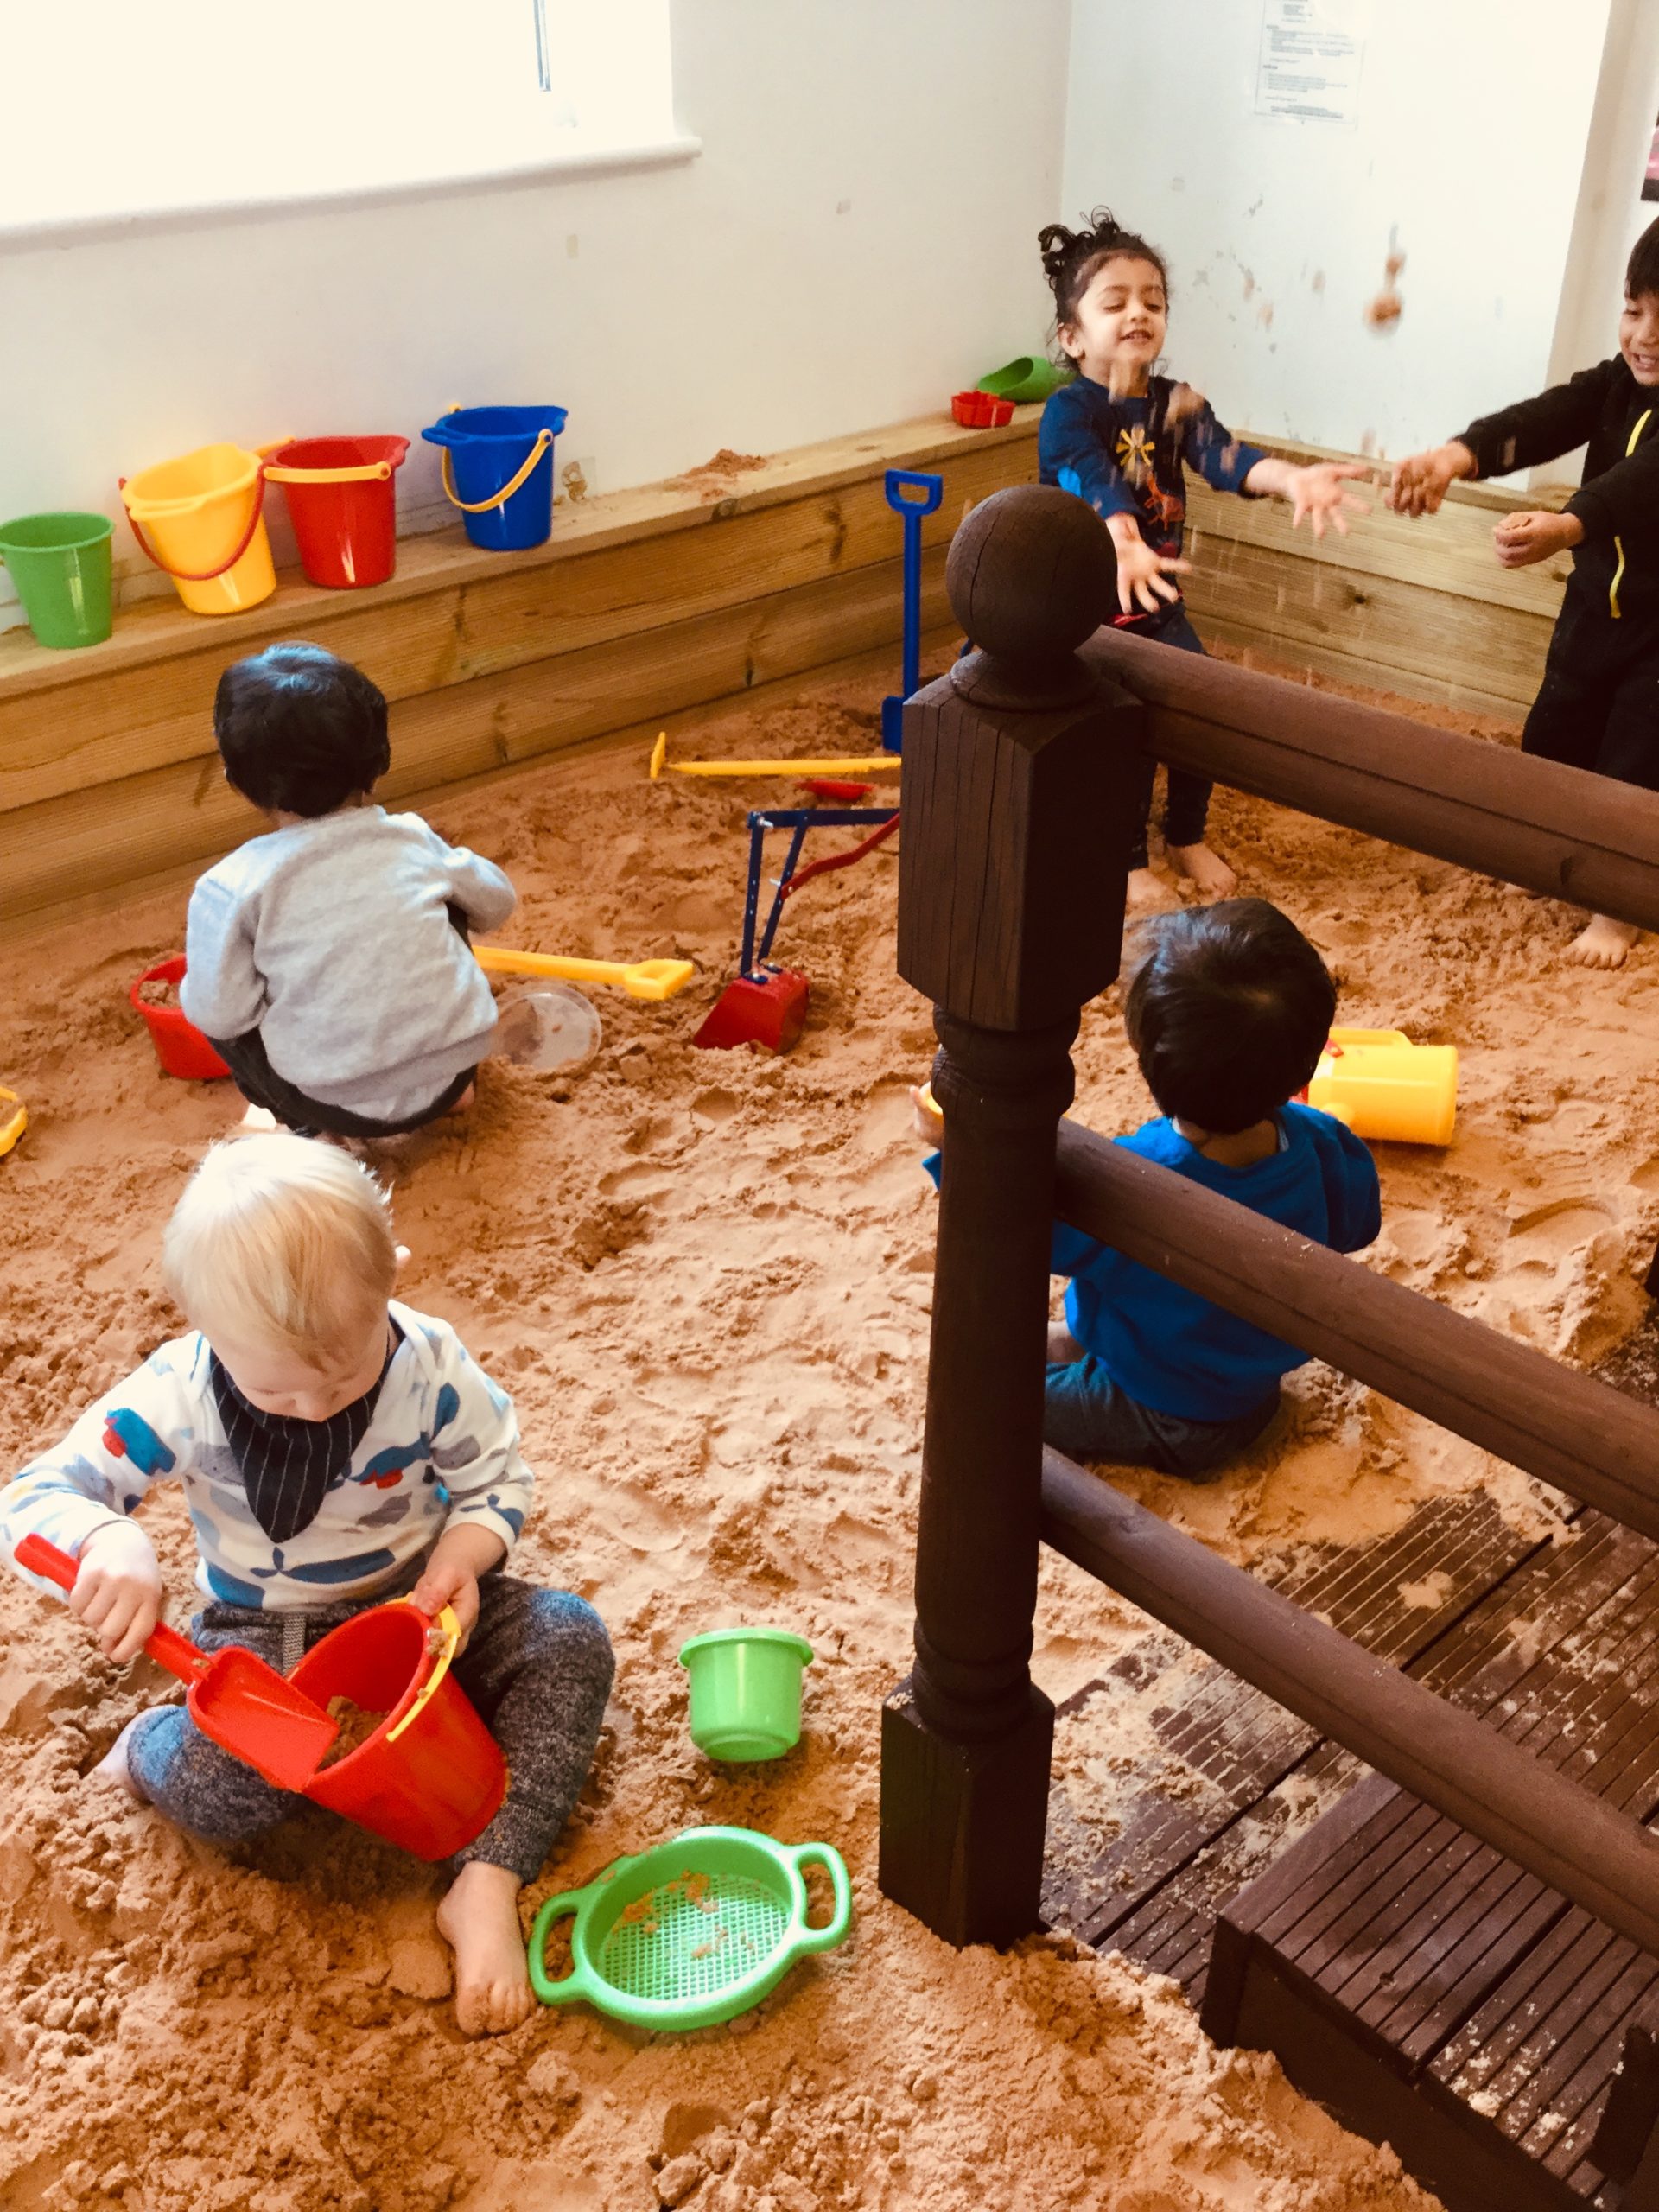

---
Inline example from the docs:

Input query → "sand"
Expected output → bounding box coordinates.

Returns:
[4,636,1658,2212]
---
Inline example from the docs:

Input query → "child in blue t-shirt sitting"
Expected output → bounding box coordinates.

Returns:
[914,899,1380,1482]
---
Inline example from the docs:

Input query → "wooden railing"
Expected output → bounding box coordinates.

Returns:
[878,482,1659,1955]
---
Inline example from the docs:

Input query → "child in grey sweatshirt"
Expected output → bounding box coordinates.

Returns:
[181,644,525,1137]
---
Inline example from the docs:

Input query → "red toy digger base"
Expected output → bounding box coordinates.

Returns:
[692,968,810,1053]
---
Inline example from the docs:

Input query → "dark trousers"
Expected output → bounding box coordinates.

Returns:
[1044,1352,1280,1483]
[1123,606,1211,867]
[1522,592,1659,791]
[205,1027,477,1141]
[126,1571,614,1885]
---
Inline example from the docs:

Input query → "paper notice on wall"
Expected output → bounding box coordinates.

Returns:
[1256,0,1366,125]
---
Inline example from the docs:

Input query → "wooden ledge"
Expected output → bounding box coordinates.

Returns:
[0,408,1042,704]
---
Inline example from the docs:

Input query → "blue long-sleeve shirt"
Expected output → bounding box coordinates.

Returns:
[925,1103,1380,1421]
[1038,373,1268,623]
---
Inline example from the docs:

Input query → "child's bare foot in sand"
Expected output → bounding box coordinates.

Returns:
[1566,914,1640,969]
[1167,842,1238,899]
[92,1717,149,1804]
[437,1860,534,2037]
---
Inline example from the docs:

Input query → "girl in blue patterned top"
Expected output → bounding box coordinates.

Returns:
[1037,208,1370,906]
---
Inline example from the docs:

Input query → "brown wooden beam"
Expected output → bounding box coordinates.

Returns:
[1082,626,1659,934]
[1040,1448,1659,1961]
[1053,1122,1659,1543]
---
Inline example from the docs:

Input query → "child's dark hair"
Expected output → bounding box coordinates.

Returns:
[1629,216,1659,302]
[1124,899,1336,1135]
[1038,206,1170,333]
[214,643,390,817]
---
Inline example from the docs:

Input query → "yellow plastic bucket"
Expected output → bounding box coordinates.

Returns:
[119,443,276,616]
[1306,1027,1458,1147]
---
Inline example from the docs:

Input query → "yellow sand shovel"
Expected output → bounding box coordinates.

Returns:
[649,732,899,782]
[475,946,695,1002]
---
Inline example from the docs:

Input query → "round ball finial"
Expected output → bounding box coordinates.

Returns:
[946,485,1115,664]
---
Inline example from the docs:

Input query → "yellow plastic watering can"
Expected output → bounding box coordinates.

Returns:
[1305,1028,1458,1147]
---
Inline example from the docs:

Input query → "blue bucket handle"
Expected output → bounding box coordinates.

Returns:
[422,410,562,516]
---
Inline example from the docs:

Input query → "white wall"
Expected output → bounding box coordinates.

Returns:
[0,0,1069,626]
[1548,0,1659,390]
[1062,0,1614,467]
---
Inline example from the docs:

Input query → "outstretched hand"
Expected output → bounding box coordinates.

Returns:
[1107,518,1192,616]
[1386,441,1475,518]
[1284,461,1372,541]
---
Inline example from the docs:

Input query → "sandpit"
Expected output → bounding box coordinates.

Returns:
[4,636,1658,2212]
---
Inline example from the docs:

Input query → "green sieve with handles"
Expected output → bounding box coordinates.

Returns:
[528,1825,852,2031]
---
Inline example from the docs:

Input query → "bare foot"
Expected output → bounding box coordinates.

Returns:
[1126,865,1175,913]
[1565,914,1640,969]
[436,1860,534,2037]
[1166,841,1238,899]
[92,1718,149,1804]
[238,1105,281,1133]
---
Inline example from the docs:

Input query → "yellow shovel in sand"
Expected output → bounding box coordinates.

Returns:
[475,946,695,1002]
[0,1087,24,1159]
[649,732,899,782]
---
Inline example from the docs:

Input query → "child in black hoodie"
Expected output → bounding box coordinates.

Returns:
[1390,216,1659,969]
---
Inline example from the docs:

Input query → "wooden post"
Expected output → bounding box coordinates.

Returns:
[879,485,1141,1946]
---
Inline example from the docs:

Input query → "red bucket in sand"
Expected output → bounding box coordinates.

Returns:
[292,1603,506,1860]
[130,955,231,1080]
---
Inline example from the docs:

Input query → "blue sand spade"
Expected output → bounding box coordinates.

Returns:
[880,470,944,753]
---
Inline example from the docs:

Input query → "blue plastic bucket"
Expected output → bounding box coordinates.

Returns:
[421,406,568,551]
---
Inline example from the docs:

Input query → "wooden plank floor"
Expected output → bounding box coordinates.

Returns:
[1040,1319,1659,2211]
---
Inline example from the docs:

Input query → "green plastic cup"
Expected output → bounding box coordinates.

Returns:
[0,512,114,649]
[679,1628,815,1761]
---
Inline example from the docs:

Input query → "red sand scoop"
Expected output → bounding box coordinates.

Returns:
[14,1535,339,1790]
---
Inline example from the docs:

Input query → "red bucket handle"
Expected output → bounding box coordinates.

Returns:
[118,468,268,583]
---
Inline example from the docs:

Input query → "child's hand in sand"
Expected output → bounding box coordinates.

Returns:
[1281,461,1371,541]
[1106,515,1192,615]
[1386,441,1475,517]
[1493,510,1583,569]
[72,1521,164,1663]
[909,1084,944,1146]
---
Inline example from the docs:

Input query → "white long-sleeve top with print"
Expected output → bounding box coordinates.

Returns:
[0,1303,531,1612]
[179,806,517,1122]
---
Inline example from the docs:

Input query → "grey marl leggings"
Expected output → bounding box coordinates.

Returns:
[126,1570,613,1885]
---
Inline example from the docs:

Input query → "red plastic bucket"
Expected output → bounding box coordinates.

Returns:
[130,956,231,1080]
[292,1603,506,1859]
[264,436,409,589]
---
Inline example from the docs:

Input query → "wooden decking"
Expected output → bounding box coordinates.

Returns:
[1043,1328,1659,2210]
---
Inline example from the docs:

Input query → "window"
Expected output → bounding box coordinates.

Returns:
[0,0,688,243]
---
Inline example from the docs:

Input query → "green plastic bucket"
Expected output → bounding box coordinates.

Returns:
[0,512,114,649]
[678,1628,814,1761]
